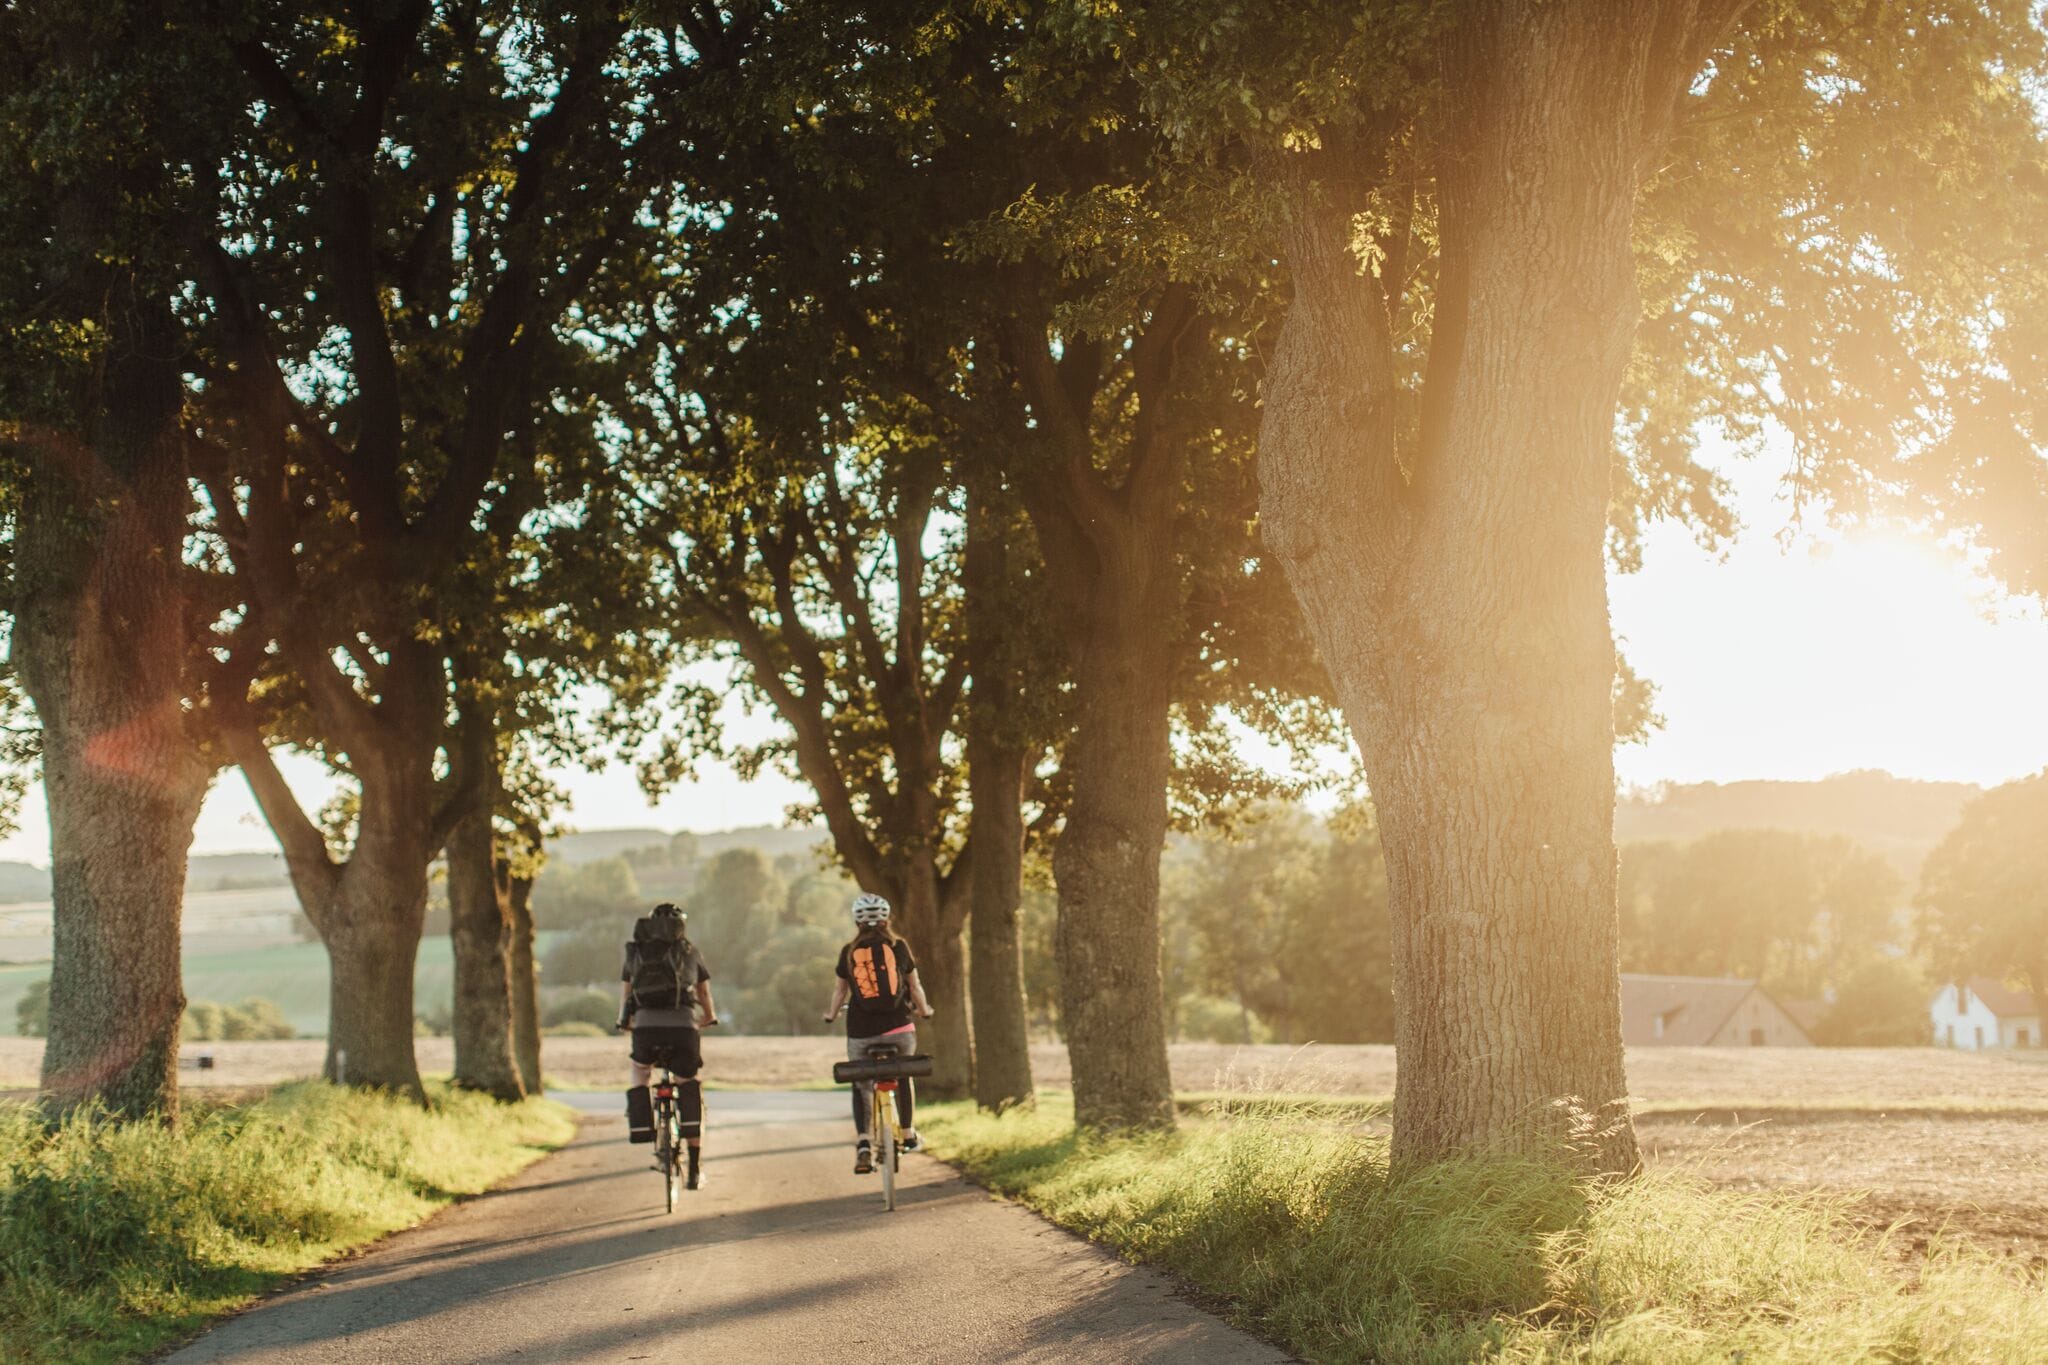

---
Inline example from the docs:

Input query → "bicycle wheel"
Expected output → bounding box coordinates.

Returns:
[653,1096,676,1214]
[665,1107,681,1214]
[877,1092,897,1212]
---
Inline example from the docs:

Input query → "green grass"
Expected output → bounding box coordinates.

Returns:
[0,1081,576,1363]
[922,1095,2048,1363]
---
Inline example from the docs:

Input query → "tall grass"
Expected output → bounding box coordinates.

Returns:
[0,1082,575,1364]
[923,1096,2048,1363]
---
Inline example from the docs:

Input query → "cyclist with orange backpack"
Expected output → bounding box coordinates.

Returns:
[822,892,933,1173]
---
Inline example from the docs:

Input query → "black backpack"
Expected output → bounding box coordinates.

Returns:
[846,939,909,1012]
[625,916,694,1011]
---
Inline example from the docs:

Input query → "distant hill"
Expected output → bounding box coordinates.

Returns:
[0,862,46,904]
[1616,771,1979,876]
[187,851,290,892]
[541,824,828,865]
[547,828,672,864]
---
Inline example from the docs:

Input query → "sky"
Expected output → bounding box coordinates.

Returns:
[3,440,2045,865]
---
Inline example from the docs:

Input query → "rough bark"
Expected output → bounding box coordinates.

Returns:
[321,882,427,1098]
[446,728,523,1101]
[967,736,1033,1111]
[1257,1,1730,1172]
[508,863,542,1092]
[10,289,209,1121]
[1054,608,1178,1130]
[231,722,437,1104]
[897,863,972,1099]
[963,487,1036,1111]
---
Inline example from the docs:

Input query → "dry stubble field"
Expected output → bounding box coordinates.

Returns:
[7,1036,2043,1260]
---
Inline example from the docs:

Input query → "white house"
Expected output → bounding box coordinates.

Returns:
[1930,978,2041,1050]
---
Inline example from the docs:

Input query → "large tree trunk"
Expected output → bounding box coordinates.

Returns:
[446,727,523,1100]
[508,865,542,1092]
[316,807,432,1102]
[447,819,524,1100]
[1255,2,1698,1172]
[897,865,972,1099]
[1054,611,1176,1130]
[964,487,1035,1111]
[967,738,1034,1112]
[10,288,209,1122]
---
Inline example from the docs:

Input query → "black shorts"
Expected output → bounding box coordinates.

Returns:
[630,1025,701,1076]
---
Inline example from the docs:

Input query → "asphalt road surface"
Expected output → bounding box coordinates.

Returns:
[167,1090,1292,1364]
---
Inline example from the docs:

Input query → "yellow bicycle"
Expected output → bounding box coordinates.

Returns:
[831,1046,932,1211]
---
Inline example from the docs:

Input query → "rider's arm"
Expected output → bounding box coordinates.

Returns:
[823,977,849,1022]
[906,968,933,1018]
[695,978,717,1025]
[617,980,633,1030]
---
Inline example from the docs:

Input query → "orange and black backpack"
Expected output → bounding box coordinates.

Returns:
[847,939,909,1011]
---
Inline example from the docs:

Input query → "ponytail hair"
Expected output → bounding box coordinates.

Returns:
[851,920,900,950]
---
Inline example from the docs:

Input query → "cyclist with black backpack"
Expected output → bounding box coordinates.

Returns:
[618,902,717,1189]
[822,892,933,1173]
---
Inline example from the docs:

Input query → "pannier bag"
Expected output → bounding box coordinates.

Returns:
[625,1086,655,1143]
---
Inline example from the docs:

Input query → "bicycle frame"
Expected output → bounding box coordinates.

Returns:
[651,1066,684,1214]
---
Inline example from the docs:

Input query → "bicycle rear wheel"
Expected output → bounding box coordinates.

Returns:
[658,1099,679,1214]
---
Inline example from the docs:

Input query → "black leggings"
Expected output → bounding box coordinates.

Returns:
[853,1078,913,1136]
[848,1031,915,1139]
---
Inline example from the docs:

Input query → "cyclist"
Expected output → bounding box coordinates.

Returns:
[618,901,717,1190]
[823,892,933,1173]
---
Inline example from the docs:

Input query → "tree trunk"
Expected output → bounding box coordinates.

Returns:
[447,805,524,1100]
[10,288,209,1122]
[1054,615,1176,1130]
[964,489,1034,1112]
[1255,3,1691,1172]
[508,866,542,1092]
[897,865,972,1099]
[446,725,523,1101]
[968,739,1034,1111]
[316,812,431,1102]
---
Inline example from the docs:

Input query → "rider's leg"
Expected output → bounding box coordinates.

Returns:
[892,1027,918,1137]
[625,1030,656,1141]
[678,1077,703,1147]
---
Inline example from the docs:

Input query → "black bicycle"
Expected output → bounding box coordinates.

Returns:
[649,1061,701,1213]
[624,1019,716,1215]
[831,1046,934,1212]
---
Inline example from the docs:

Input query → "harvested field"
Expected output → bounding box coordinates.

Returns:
[1639,1110,2048,1266]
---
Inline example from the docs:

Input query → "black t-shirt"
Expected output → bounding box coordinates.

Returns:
[836,937,917,1037]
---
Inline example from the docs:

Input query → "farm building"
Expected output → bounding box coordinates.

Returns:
[1930,978,2041,1049]
[1620,974,1813,1046]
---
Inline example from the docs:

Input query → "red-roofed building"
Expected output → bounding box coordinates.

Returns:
[1931,978,2042,1050]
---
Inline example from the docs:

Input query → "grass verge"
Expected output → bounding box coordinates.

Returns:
[922,1095,2048,1363]
[0,1081,575,1364]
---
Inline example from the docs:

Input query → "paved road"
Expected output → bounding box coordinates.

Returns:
[168,1091,1292,1364]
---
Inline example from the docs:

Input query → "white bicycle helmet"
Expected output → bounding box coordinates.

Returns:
[850,892,892,926]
